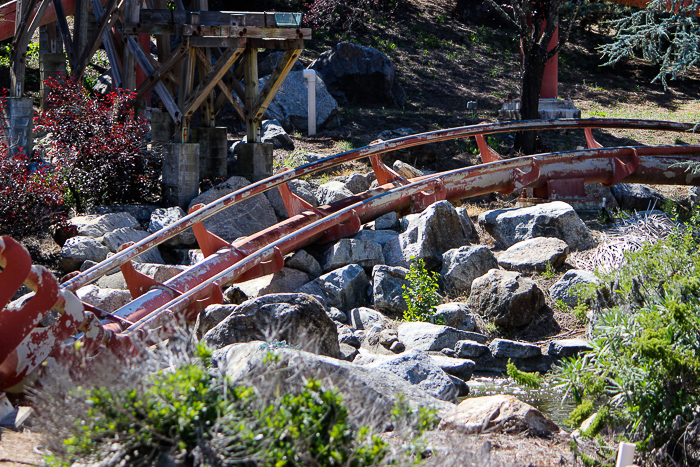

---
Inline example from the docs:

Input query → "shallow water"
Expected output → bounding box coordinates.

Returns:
[465,376,577,427]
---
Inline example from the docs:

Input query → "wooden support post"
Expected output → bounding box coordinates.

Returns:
[45,22,63,54]
[243,47,259,143]
[183,46,243,118]
[53,0,77,69]
[132,40,188,105]
[73,0,119,79]
[11,0,40,97]
[250,48,300,127]
[122,0,138,90]
[194,47,245,121]
[73,0,88,61]
[177,46,195,143]
[154,0,172,94]
[89,0,122,88]
[26,0,52,46]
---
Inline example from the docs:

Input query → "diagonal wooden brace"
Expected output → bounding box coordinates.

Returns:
[184,45,244,118]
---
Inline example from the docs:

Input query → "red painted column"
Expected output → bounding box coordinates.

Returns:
[540,26,558,99]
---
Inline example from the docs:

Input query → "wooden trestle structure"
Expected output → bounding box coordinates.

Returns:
[3,0,311,144]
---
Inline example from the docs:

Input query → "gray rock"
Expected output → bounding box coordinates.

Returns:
[375,212,399,230]
[93,263,187,290]
[548,339,593,358]
[148,207,196,247]
[317,181,353,205]
[327,307,347,323]
[224,268,309,302]
[549,270,599,307]
[489,339,542,359]
[85,205,157,224]
[59,236,110,272]
[477,201,595,250]
[76,285,131,313]
[203,293,340,358]
[338,325,362,348]
[455,207,480,244]
[353,229,399,246]
[367,349,457,401]
[70,212,140,238]
[323,238,384,272]
[298,264,369,310]
[243,119,294,149]
[262,71,339,132]
[215,342,455,417]
[434,303,475,331]
[103,227,164,264]
[196,304,236,337]
[393,160,423,179]
[378,329,399,347]
[344,173,369,194]
[448,374,470,397]
[455,340,489,358]
[339,343,359,361]
[188,176,278,242]
[429,355,476,381]
[390,341,405,353]
[266,179,319,219]
[372,265,409,316]
[467,270,545,328]
[394,201,470,269]
[441,246,498,296]
[398,322,484,351]
[310,42,405,108]
[258,51,304,78]
[286,250,323,278]
[611,183,667,212]
[347,307,388,331]
[498,237,569,273]
[439,395,558,435]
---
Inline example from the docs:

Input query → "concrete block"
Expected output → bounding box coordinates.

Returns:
[162,143,200,209]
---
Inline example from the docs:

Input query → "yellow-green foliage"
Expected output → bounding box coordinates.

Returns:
[506,359,541,388]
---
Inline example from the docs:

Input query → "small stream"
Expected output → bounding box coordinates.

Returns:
[465,376,577,427]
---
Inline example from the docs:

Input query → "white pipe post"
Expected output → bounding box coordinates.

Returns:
[616,442,636,467]
[302,69,316,136]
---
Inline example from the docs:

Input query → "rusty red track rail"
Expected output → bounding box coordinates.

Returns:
[1,118,699,392]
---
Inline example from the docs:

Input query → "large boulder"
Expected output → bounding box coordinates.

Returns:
[344,173,369,194]
[372,265,409,316]
[148,207,196,247]
[467,270,545,328]
[215,342,455,416]
[398,322,486,351]
[433,303,476,331]
[187,176,278,242]
[70,212,141,238]
[548,339,593,358]
[285,250,323,278]
[455,207,480,244]
[611,183,667,212]
[352,229,399,246]
[262,71,339,132]
[549,269,599,307]
[323,238,384,272]
[258,51,304,78]
[439,395,559,435]
[441,245,499,296]
[477,201,595,250]
[241,119,294,149]
[202,293,340,358]
[316,181,353,205]
[265,179,319,220]
[367,349,458,402]
[387,201,470,269]
[299,264,369,310]
[103,227,164,264]
[76,285,132,313]
[59,236,109,272]
[428,354,476,382]
[489,339,542,358]
[310,42,405,108]
[224,268,309,303]
[347,307,388,331]
[497,237,569,273]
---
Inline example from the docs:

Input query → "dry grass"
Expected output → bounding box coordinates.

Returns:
[0,430,43,467]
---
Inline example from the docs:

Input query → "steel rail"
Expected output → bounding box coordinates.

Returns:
[61,118,698,293]
[112,145,700,335]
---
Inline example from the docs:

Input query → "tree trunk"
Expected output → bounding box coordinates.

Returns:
[515,48,548,155]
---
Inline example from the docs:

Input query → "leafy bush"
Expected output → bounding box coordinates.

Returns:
[552,229,700,462]
[40,341,433,467]
[35,76,161,211]
[402,257,441,322]
[506,359,541,388]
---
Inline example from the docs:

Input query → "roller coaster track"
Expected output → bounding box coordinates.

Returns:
[1,118,699,392]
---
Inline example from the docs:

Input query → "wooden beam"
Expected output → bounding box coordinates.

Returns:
[132,39,188,105]
[189,36,245,48]
[142,43,180,86]
[11,0,39,52]
[73,0,119,79]
[183,46,243,117]
[122,0,139,91]
[125,34,181,124]
[243,47,259,143]
[52,0,77,69]
[177,46,195,142]
[89,0,121,88]
[26,0,52,41]
[195,47,245,121]
[211,47,245,102]
[115,23,311,39]
[251,48,300,125]
[73,0,88,59]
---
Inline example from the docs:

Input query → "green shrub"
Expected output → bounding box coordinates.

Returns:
[506,359,541,388]
[41,342,431,467]
[565,399,595,428]
[402,257,442,322]
[552,230,700,462]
